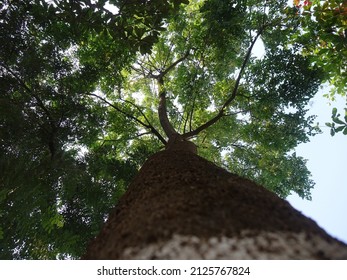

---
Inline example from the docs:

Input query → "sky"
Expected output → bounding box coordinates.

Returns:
[287,92,347,243]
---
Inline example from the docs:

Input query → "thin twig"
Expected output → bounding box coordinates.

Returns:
[85,92,166,144]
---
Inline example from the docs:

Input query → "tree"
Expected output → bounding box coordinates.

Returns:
[290,0,347,135]
[0,0,188,259]
[1,0,346,259]
[291,0,347,97]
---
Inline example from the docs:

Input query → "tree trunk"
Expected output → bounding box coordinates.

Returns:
[82,146,347,259]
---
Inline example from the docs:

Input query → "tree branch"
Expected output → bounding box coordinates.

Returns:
[97,131,152,145]
[189,95,196,133]
[120,97,169,143]
[183,107,189,134]
[85,92,167,144]
[183,110,224,139]
[157,80,179,139]
[161,50,190,78]
[151,50,190,80]
[120,97,155,130]
[221,31,262,111]
[153,50,191,139]
[0,63,54,122]
[182,29,263,139]
[1,62,59,158]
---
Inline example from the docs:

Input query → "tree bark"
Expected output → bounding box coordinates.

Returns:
[83,148,347,259]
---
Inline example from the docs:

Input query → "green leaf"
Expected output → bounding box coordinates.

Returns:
[134,27,145,38]
[332,107,337,117]
[343,127,347,135]
[139,43,152,55]
[333,117,345,125]
[335,125,345,133]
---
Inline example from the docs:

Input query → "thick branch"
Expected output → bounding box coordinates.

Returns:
[85,92,166,144]
[154,51,190,139]
[183,110,224,139]
[158,81,179,139]
[182,29,263,139]
[221,31,262,111]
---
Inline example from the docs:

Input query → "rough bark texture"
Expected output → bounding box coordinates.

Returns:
[83,148,347,259]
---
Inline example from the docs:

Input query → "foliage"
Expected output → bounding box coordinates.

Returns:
[290,0,347,98]
[0,0,187,259]
[0,0,338,259]
[289,0,347,135]
[125,0,321,199]
[326,107,347,135]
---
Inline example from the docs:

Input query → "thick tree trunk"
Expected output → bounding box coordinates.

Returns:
[83,146,347,259]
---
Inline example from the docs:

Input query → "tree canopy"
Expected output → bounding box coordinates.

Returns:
[0,0,344,259]
[291,0,347,135]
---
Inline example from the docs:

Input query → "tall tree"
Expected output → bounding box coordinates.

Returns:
[1,0,346,259]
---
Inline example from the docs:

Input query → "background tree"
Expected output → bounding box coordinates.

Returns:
[0,0,341,259]
[0,0,188,259]
[290,0,347,135]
